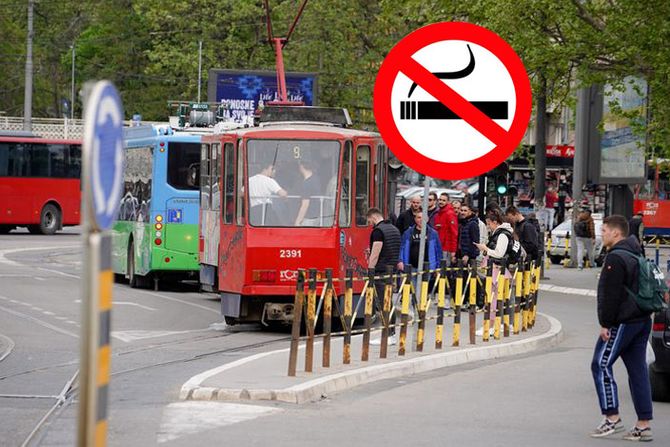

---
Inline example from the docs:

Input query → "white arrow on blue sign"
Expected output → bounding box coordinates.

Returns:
[83,81,125,231]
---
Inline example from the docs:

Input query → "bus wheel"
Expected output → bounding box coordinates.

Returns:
[128,241,147,288]
[0,225,14,234]
[38,204,61,235]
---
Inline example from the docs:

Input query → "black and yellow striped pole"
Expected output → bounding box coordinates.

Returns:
[380,265,393,359]
[522,261,532,331]
[416,262,430,352]
[435,260,447,350]
[305,269,317,373]
[503,270,512,338]
[513,261,524,335]
[79,81,124,447]
[531,262,541,327]
[362,269,375,362]
[494,260,506,340]
[342,269,353,365]
[322,268,333,368]
[468,260,477,345]
[288,270,305,376]
[399,267,411,356]
[452,260,463,347]
[483,264,493,342]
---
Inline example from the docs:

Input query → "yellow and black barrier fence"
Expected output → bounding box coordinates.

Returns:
[287,258,544,377]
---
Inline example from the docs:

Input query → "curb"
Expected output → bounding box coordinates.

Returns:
[0,332,15,362]
[181,312,563,404]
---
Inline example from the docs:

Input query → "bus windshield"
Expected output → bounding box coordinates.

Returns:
[247,139,340,227]
[167,142,200,190]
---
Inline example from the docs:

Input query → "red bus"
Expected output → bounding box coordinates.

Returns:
[199,107,392,325]
[0,132,82,234]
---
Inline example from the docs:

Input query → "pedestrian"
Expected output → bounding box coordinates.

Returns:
[248,163,287,225]
[629,211,645,253]
[451,199,462,216]
[589,215,654,442]
[457,203,480,264]
[574,209,596,269]
[396,195,421,234]
[432,193,458,264]
[398,208,443,272]
[545,187,558,230]
[505,206,540,262]
[365,208,402,343]
[427,191,439,224]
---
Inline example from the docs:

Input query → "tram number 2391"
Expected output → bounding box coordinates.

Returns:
[279,249,302,258]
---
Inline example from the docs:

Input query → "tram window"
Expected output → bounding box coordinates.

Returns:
[355,145,370,226]
[375,144,386,212]
[339,141,352,227]
[236,144,245,225]
[167,142,200,190]
[212,143,221,211]
[223,143,234,224]
[200,144,210,210]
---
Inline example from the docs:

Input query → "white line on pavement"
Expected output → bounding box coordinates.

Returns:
[0,333,15,362]
[539,284,596,297]
[0,302,78,338]
[0,245,78,267]
[74,299,157,311]
[140,290,220,315]
[37,267,79,279]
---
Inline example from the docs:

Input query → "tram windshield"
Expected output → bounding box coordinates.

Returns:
[247,139,340,227]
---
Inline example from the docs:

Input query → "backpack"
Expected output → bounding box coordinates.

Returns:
[574,220,589,237]
[494,228,526,265]
[611,249,668,314]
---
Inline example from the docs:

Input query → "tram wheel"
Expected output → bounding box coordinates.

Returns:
[224,316,239,326]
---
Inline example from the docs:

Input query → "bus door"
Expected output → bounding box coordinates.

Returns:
[218,137,247,299]
[339,139,373,285]
[199,141,221,289]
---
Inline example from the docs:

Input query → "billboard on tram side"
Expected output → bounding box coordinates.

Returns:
[207,69,317,124]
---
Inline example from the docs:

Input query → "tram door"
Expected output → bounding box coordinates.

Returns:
[339,138,375,285]
[217,137,247,300]
[199,141,222,290]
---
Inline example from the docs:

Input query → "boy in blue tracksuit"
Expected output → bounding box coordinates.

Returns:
[398,209,442,272]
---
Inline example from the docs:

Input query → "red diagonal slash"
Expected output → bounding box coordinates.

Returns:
[397,56,509,146]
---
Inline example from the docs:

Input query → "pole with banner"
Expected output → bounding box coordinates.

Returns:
[78,81,124,447]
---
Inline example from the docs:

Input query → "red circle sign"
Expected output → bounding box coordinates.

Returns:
[373,22,532,180]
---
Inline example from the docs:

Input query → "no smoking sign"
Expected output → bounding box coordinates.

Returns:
[374,22,532,180]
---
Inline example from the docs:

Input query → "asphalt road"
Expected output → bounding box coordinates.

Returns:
[0,228,289,446]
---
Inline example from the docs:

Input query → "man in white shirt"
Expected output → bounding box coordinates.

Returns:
[249,163,287,225]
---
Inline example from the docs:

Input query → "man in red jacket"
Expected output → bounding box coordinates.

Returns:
[432,193,458,263]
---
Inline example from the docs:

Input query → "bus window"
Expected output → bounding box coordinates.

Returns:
[167,142,200,190]
[27,143,50,177]
[212,143,221,211]
[200,144,210,210]
[376,144,386,213]
[0,142,23,176]
[236,144,245,225]
[355,145,370,226]
[68,145,81,178]
[339,141,352,227]
[223,143,234,224]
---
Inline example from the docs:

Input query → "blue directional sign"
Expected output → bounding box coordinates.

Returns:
[83,81,125,231]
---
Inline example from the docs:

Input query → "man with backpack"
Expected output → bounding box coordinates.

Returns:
[505,206,539,262]
[589,215,667,442]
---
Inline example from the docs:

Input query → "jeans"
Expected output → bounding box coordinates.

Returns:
[576,237,595,268]
[591,318,653,420]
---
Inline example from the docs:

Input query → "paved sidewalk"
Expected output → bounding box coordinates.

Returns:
[180,308,561,404]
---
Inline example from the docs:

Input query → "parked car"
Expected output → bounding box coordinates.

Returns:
[650,305,670,401]
[548,214,605,266]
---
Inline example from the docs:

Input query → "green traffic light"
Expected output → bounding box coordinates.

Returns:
[497,184,508,195]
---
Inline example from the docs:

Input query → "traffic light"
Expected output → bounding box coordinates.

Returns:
[495,176,508,195]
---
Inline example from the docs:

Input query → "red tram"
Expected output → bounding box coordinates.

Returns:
[633,159,670,236]
[199,107,391,324]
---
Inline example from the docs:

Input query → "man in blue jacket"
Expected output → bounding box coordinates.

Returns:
[398,208,442,272]
[457,203,480,263]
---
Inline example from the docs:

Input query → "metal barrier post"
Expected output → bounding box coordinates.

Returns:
[531,263,541,327]
[380,265,393,359]
[417,262,429,352]
[452,261,463,347]
[513,262,523,335]
[545,238,552,270]
[522,262,532,331]
[288,270,305,377]
[563,233,571,267]
[483,264,493,342]
[322,268,333,368]
[399,268,411,356]
[468,260,477,345]
[305,269,317,373]
[362,269,375,362]
[494,260,505,340]
[435,260,447,349]
[343,269,353,365]
[503,271,511,337]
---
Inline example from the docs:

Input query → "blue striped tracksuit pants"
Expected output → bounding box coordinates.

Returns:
[591,318,653,420]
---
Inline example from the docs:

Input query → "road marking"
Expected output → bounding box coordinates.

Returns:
[32,306,43,312]
[111,329,211,343]
[140,290,219,315]
[0,245,78,267]
[42,311,55,316]
[0,333,15,362]
[65,320,78,325]
[74,299,156,312]
[157,401,282,444]
[539,284,596,297]
[0,302,78,338]
[34,277,46,281]
[37,267,80,279]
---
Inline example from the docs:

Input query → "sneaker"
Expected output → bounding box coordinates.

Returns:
[590,418,624,438]
[622,426,652,442]
[389,334,398,345]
